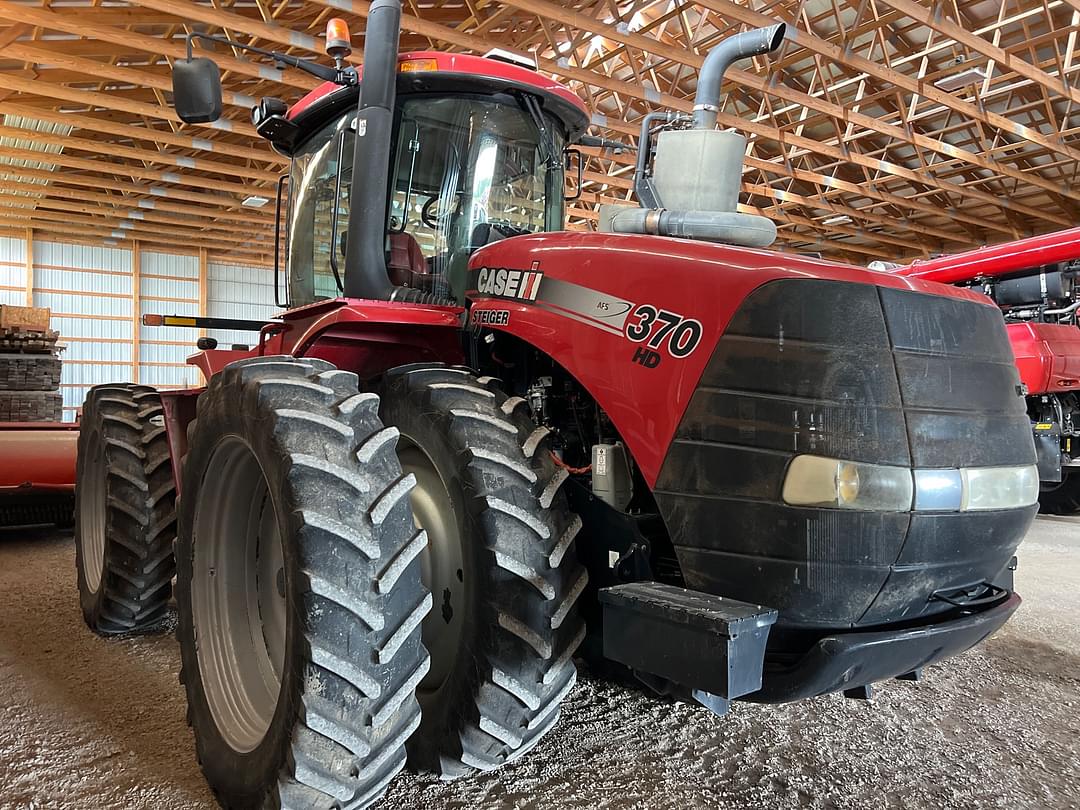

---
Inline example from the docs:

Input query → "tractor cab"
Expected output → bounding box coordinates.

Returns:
[274,56,588,307]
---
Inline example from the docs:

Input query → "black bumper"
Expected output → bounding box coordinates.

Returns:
[750,591,1021,703]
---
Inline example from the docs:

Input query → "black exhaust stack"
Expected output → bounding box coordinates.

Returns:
[342,0,401,300]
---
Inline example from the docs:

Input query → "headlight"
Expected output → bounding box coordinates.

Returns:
[783,455,1039,512]
[782,456,914,511]
[961,465,1040,511]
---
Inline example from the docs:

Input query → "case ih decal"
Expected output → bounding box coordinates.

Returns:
[475,263,544,300]
[468,266,702,362]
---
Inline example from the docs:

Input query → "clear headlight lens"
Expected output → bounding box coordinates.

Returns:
[782,456,913,511]
[782,456,1039,512]
[961,465,1040,511]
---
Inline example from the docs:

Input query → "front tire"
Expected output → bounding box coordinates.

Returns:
[379,363,587,778]
[74,384,176,634]
[176,356,429,809]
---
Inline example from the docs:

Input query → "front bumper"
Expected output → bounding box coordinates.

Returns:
[750,590,1021,703]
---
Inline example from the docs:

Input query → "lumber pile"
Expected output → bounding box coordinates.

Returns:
[0,305,64,422]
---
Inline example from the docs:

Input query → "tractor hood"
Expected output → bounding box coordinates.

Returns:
[467,231,1037,634]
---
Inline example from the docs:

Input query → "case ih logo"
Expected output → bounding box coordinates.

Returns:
[475,262,543,301]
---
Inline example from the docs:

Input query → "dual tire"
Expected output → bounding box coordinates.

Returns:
[74,384,176,633]
[74,357,586,808]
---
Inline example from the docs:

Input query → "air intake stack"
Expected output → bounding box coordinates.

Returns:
[603,23,786,249]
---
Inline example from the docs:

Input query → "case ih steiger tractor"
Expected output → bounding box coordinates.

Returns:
[883,229,1080,514]
[73,4,1039,808]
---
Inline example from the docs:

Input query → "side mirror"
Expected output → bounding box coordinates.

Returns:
[172,57,223,123]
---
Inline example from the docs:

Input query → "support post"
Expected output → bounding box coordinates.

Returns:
[198,246,208,338]
[23,227,32,306]
[132,239,141,384]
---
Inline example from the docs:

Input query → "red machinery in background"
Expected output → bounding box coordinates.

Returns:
[0,304,75,528]
[0,421,78,527]
[887,227,1080,512]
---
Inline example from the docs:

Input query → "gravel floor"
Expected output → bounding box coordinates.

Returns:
[0,517,1077,810]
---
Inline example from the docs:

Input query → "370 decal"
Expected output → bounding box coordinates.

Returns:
[624,304,703,359]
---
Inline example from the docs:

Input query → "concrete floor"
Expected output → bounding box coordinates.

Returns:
[0,518,1077,810]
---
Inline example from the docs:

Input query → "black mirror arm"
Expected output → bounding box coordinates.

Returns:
[184,32,355,86]
[564,148,583,202]
[577,134,630,153]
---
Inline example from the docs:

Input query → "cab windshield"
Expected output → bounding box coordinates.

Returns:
[286,94,566,307]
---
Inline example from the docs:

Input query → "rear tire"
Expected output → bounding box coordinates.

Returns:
[74,384,176,634]
[1039,470,1080,514]
[176,356,429,809]
[379,363,587,778]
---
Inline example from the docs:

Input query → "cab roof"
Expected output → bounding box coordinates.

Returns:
[286,51,590,140]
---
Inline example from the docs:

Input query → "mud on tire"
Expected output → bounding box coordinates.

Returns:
[379,363,588,778]
[74,384,176,634]
[175,356,429,809]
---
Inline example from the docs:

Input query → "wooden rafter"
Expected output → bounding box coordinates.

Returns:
[0,0,1074,264]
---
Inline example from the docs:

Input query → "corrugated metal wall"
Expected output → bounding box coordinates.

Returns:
[207,261,276,349]
[2,237,276,422]
[0,236,26,306]
[33,241,134,421]
[139,251,201,390]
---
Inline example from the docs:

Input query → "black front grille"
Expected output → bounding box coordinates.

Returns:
[653,278,1036,630]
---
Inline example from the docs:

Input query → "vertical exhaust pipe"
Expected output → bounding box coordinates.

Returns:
[692,23,786,130]
[608,23,786,248]
[342,0,401,300]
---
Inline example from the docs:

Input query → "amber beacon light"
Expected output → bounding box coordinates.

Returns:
[325,18,352,63]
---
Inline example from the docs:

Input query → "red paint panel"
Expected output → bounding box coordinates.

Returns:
[287,51,589,122]
[189,348,253,380]
[185,299,464,386]
[467,231,989,487]
[1008,321,1080,395]
[0,423,78,490]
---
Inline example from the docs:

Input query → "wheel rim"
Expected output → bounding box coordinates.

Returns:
[191,437,286,753]
[79,429,106,593]
[398,440,466,697]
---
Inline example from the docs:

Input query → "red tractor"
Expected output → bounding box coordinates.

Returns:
[883,229,1080,513]
[73,4,1039,807]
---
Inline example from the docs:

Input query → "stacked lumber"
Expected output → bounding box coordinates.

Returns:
[0,305,65,422]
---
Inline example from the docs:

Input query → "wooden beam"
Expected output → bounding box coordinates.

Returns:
[23,226,31,307]
[0,101,282,167]
[132,239,141,384]
[0,0,318,95]
[198,246,208,338]
[877,0,1080,106]
[0,122,278,183]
